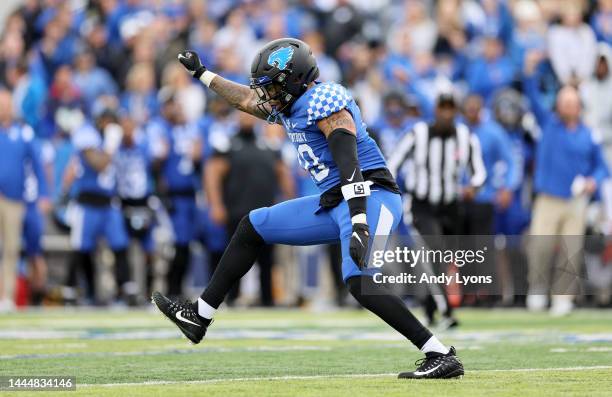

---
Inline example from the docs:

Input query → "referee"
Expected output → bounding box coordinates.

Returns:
[388,92,486,327]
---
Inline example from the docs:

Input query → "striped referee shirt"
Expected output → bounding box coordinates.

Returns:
[387,121,487,205]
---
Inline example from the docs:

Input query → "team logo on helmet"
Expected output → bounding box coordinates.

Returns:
[267,46,294,70]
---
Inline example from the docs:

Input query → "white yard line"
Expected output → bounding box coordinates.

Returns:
[79,366,612,388]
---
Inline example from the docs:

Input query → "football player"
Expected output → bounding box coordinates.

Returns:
[64,106,131,304]
[148,89,202,298]
[152,38,463,379]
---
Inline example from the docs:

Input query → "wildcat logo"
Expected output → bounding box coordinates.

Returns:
[267,46,294,70]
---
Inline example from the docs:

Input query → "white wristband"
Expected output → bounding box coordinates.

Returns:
[351,213,367,225]
[103,123,123,155]
[199,70,217,87]
[341,181,372,201]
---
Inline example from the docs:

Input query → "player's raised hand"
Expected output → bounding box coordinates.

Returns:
[178,50,206,79]
[350,222,370,270]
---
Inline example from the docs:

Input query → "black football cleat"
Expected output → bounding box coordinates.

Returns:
[151,291,211,344]
[398,346,464,379]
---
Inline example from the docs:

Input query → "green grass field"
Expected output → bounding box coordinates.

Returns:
[1,307,611,396]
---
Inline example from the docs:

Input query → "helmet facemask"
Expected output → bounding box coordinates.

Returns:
[250,72,295,123]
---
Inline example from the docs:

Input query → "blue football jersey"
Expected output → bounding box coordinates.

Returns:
[148,117,200,192]
[72,123,116,197]
[115,130,152,199]
[279,82,387,192]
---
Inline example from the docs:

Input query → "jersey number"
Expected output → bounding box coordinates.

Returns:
[297,144,329,182]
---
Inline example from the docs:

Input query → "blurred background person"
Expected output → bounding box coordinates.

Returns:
[0,90,45,312]
[388,0,437,55]
[303,31,341,84]
[161,62,206,124]
[388,93,487,328]
[204,112,294,306]
[461,93,517,306]
[63,104,132,305]
[591,0,612,45]
[120,62,158,126]
[581,42,612,163]
[371,90,420,158]
[149,88,201,299]
[523,49,610,316]
[491,89,537,306]
[42,64,84,139]
[548,2,597,85]
[72,45,118,114]
[21,132,52,306]
[461,93,516,236]
[464,34,516,104]
[115,113,155,300]
[509,0,547,71]
[7,58,47,135]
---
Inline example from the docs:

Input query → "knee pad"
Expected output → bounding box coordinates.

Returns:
[234,215,265,248]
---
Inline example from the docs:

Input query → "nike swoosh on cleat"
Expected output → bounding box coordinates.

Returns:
[413,364,442,376]
[347,168,357,182]
[352,232,364,246]
[175,310,201,327]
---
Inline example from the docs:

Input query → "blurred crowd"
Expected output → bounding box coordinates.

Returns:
[1,0,612,313]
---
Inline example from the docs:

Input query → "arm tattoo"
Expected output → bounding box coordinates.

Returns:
[317,109,357,137]
[209,76,268,120]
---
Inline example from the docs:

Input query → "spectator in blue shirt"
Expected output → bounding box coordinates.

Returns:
[73,47,118,114]
[21,137,52,306]
[462,94,517,235]
[523,50,610,315]
[464,0,514,45]
[508,0,547,71]
[372,90,420,158]
[492,89,536,239]
[42,65,84,139]
[591,0,612,45]
[188,18,219,71]
[465,35,516,104]
[104,0,146,48]
[119,62,159,125]
[7,58,47,134]
[0,90,46,312]
[31,17,79,84]
[381,28,414,90]
[491,88,537,305]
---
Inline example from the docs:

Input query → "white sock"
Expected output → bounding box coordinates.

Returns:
[197,298,217,320]
[420,336,449,355]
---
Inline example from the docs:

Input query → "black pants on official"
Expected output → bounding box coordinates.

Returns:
[461,201,498,305]
[462,201,494,235]
[411,199,461,321]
